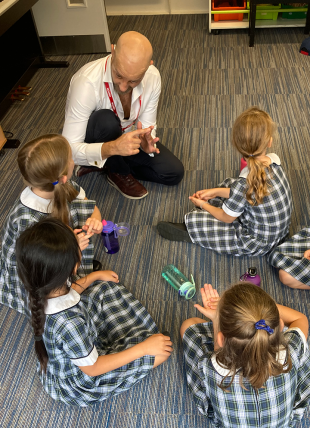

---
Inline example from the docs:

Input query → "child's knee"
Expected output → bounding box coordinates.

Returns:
[279,269,304,289]
[180,317,205,339]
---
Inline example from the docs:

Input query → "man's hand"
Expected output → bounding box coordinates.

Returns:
[137,121,160,154]
[304,249,310,260]
[101,127,152,159]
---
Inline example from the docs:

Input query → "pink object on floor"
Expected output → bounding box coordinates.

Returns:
[240,157,247,171]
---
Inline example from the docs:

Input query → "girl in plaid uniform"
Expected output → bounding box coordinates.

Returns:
[181,283,310,428]
[157,108,292,256]
[268,229,310,290]
[0,134,103,317]
[16,218,172,406]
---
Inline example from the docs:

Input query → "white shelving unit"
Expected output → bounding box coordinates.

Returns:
[208,1,307,33]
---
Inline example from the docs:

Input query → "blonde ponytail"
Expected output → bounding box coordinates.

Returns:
[216,283,292,391]
[17,134,78,225]
[232,107,276,206]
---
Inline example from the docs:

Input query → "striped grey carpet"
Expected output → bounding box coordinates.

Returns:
[1,14,310,428]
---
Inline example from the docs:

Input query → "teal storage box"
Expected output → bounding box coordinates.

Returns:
[282,4,307,19]
[247,2,281,20]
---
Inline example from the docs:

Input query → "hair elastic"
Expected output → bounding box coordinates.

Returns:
[34,335,43,341]
[248,154,254,157]
[254,319,274,335]
[52,180,59,185]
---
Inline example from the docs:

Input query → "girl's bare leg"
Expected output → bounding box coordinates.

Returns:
[279,269,310,290]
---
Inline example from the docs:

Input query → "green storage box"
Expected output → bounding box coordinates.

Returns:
[282,4,307,19]
[247,2,281,20]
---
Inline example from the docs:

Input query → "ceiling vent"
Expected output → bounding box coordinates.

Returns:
[66,0,87,8]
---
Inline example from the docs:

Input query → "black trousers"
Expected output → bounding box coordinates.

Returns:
[85,109,184,186]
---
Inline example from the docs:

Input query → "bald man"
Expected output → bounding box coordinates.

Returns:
[62,31,184,199]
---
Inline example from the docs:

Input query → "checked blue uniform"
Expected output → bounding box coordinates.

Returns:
[185,154,292,256]
[268,228,310,286]
[183,322,310,427]
[40,282,158,406]
[0,181,95,317]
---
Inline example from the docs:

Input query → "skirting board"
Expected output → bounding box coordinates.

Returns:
[40,35,109,55]
[106,10,208,15]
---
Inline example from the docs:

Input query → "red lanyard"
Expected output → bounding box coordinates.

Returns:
[104,55,141,132]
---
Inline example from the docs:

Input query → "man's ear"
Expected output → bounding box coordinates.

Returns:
[217,331,225,348]
[59,175,68,185]
[268,137,273,148]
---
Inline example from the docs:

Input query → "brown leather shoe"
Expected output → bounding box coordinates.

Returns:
[107,172,148,199]
[75,165,102,177]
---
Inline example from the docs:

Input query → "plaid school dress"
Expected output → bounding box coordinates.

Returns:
[0,181,95,317]
[184,154,292,256]
[39,282,158,406]
[268,228,310,286]
[183,322,310,428]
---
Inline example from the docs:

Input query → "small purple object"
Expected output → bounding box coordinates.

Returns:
[240,267,261,287]
[101,220,130,254]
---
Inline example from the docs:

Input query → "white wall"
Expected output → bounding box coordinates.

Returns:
[104,0,209,15]
[32,0,110,37]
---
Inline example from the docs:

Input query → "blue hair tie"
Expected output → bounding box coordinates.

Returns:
[254,319,274,334]
[248,154,254,157]
[52,180,59,185]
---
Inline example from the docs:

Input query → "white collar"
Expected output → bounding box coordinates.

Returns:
[104,55,144,104]
[211,345,287,377]
[20,187,52,213]
[239,153,281,179]
[45,288,80,314]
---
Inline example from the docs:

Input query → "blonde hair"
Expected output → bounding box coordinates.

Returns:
[17,134,78,225]
[232,107,277,205]
[216,282,292,391]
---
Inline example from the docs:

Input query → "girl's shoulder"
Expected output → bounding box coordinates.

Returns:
[68,180,86,200]
[4,188,46,229]
[266,153,281,166]
[284,327,308,361]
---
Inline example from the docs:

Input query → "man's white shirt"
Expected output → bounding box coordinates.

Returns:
[62,55,161,168]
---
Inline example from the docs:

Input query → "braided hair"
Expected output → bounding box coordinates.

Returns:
[232,107,277,206]
[16,218,81,372]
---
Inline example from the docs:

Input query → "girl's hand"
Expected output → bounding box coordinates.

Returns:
[74,229,94,251]
[193,189,217,201]
[189,196,206,208]
[194,284,220,321]
[99,270,119,283]
[141,334,173,357]
[82,217,103,235]
[303,250,310,260]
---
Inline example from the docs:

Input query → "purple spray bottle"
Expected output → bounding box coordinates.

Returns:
[240,267,261,287]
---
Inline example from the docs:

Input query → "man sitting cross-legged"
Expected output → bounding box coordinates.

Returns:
[62,31,184,199]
